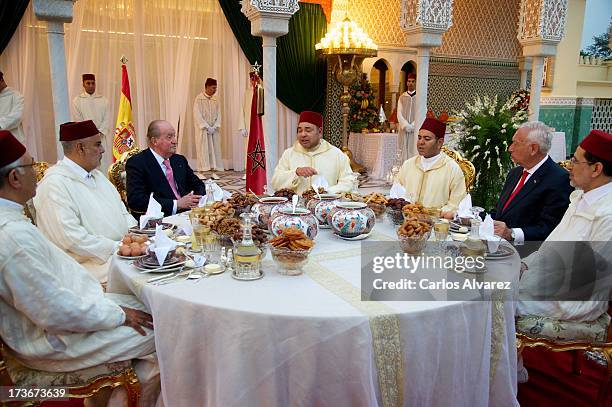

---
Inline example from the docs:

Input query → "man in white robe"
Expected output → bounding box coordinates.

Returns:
[396,116,466,217]
[33,120,136,282]
[0,130,161,407]
[0,71,25,144]
[272,111,355,194]
[396,73,417,160]
[516,129,612,384]
[193,77,222,179]
[73,73,112,173]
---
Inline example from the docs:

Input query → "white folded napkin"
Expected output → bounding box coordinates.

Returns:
[151,225,178,266]
[480,214,501,252]
[139,193,164,230]
[389,182,406,199]
[179,215,193,236]
[199,181,231,206]
[456,194,473,218]
[311,175,329,192]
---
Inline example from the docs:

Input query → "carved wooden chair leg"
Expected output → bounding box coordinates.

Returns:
[572,350,583,375]
[596,349,612,407]
[123,368,142,407]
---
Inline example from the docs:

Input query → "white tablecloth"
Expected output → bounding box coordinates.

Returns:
[348,133,399,180]
[108,215,520,407]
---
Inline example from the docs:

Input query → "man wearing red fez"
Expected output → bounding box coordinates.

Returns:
[33,120,137,282]
[73,73,112,172]
[0,71,26,144]
[492,121,572,248]
[516,129,612,383]
[271,111,355,194]
[396,114,466,218]
[0,130,162,406]
[193,76,223,179]
[396,72,418,160]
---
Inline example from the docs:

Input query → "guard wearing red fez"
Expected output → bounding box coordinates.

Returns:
[73,73,112,171]
[33,120,137,282]
[516,129,612,382]
[271,110,355,194]
[396,111,467,218]
[0,129,161,406]
[396,72,418,160]
[193,76,223,179]
[0,71,26,144]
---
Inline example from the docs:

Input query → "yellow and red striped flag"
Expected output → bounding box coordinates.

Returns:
[112,63,137,162]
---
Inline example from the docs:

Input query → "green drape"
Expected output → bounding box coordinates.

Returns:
[218,1,327,113]
[0,0,29,54]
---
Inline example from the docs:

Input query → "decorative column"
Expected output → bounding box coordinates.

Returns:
[33,0,75,159]
[517,56,532,89]
[517,0,568,121]
[400,0,454,130]
[241,0,299,184]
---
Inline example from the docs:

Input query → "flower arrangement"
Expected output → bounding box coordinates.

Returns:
[349,75,379,132]
[448,94,528,211]
[509,89,530,111]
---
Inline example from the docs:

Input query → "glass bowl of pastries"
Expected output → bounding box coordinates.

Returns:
[269,227,315,275]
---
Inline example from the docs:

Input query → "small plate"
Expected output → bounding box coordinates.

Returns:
[116,251,147,260]
[134,263,186,273]
[129,223,174,236]
[485,244,515,259]
[334,232,371,241]
[231,270,264,281]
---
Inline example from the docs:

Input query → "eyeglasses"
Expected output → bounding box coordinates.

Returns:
[15,157,37,169]
[569,156,593,166]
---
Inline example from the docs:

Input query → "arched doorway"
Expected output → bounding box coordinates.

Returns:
[370,58,392,119]
[399,61,417,94]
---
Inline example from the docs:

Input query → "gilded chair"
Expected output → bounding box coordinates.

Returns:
[0,338,141,406]
[559,159,571,171]
[23,162,49,225]
[108,148,140,207]
[516,306,612,406]
[441,146,476,192]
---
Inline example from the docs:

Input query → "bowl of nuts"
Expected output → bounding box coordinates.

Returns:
[363,193,388,219]
[269,227,315,275]
[386,198,409,225]
[402,203,433,223]
[228,192,258,217]
[397,217,432,254]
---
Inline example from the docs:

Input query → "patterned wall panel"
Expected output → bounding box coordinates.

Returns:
[591,98,612,133]
[539,106,576,152]
[427,57,520,114]
[341,0,521,60]
[324,64,344,147]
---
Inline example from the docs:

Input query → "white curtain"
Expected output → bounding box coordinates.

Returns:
[0,0,298,170]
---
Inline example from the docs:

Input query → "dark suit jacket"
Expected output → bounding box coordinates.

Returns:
[126,148,206,217]
[492,156,572,242]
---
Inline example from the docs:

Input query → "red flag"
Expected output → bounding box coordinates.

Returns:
[113,64,137,162]
[246,81,266,195]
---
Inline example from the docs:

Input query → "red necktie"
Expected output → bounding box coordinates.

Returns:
[163,159,181,199]
[502,170,529,212]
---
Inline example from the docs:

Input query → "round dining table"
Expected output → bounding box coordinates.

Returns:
[108,213,520,407]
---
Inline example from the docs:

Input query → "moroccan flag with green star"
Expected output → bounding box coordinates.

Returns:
[246,78,266,195]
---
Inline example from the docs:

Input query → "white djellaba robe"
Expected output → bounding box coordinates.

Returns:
[235,85,252,172]
[73,92,112,173]
[396,152,467,213]
[271,139,356,194]
[0,201,161,407]
[517,182,612,322]
[33,158,137,282]
[396,90,417,160]
[193,92,223,171]
[0,86,25,144]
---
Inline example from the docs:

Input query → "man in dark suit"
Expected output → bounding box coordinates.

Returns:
[126,120,205,217]
[493,121,572,245]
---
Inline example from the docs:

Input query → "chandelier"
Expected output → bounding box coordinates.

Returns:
[316,17,377,173]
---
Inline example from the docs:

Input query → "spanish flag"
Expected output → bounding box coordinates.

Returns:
[112,63,137,161]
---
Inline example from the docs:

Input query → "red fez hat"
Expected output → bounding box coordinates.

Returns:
[0,130,26,168]
[579,129,612,162]
[205,78,217,87]
[59,120,100,142]
[407,73,416,80]
[420,117,447,139]
[299,111,323,128]
[82,73,95,81]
